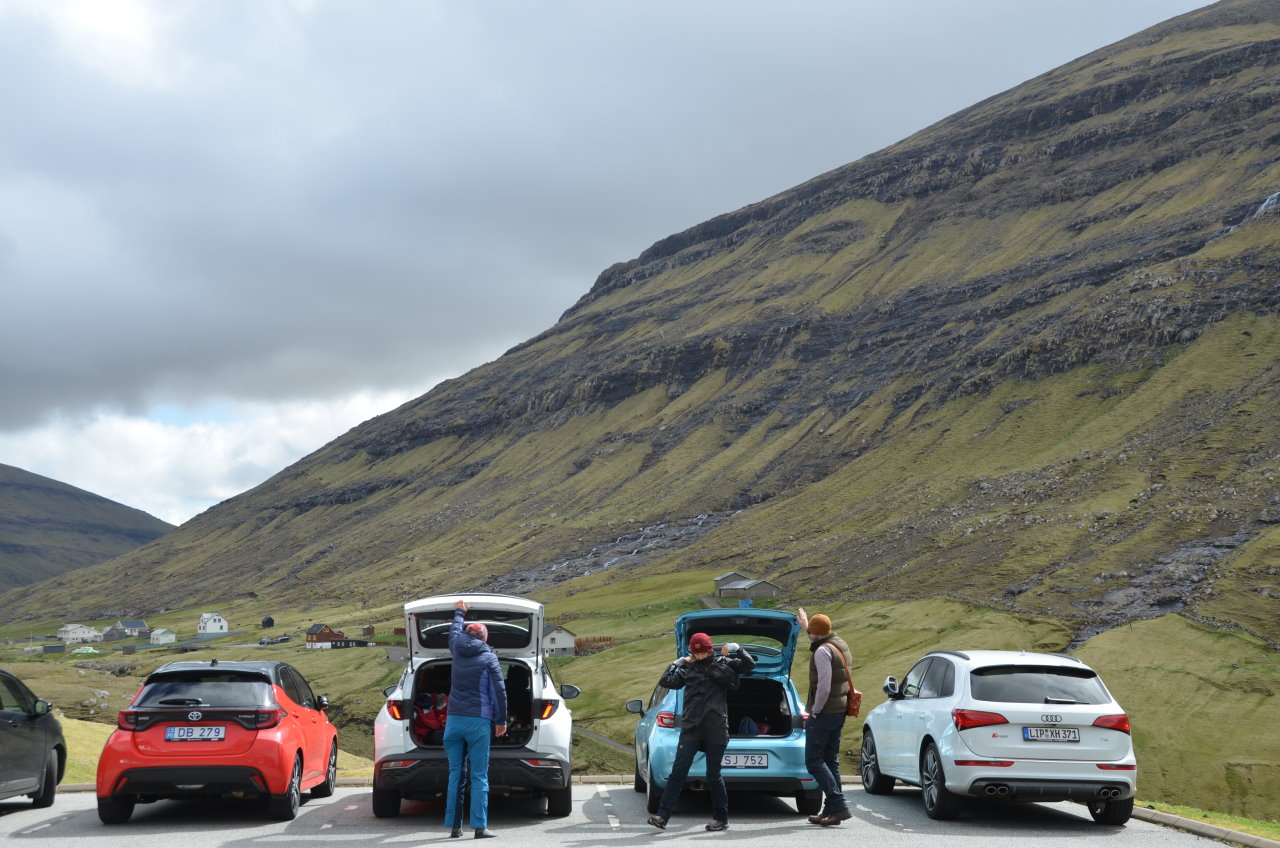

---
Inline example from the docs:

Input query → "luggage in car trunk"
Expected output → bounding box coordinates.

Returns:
[409,659,535,748]
[726,676,795,737]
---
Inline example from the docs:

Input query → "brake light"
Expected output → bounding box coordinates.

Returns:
[656,711,677,728]
[252,708,284,729]
[533,699,559,720]
[1093,714,1131,734]
[952,709,1009,731]
[386,700,405,721]
[117,710,140,731]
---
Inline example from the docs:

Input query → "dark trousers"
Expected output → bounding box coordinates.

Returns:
[657,731,729,822]
[805,712,847,813]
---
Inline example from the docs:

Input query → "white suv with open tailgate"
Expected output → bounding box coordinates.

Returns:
[860,649,1137,824]
[372,593,579,818]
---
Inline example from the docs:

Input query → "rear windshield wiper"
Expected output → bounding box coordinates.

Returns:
[1044,697,1077,705]
[157,698,206,706]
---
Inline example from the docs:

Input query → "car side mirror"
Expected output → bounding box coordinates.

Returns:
[883,676,902,699]
[317,695,329,710]
[559,683,581,700]
[33,699,51,716]
[625,698,645,714]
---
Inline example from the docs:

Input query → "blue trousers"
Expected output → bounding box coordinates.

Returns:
[805,712,847,813]
[444,715,492,829]
[656,732,728,822]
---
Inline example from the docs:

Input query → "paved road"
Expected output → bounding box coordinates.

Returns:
[0,784,1232,848]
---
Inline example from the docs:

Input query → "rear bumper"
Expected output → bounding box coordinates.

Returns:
[966,777,1136,802]
[374,747,569,800]
[99,766,269,799]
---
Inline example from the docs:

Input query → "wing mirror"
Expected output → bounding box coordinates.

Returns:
[34,699,52,716]
[625,698,645,715]
[559,683,581,700]
[883,675,902,699]
[317,695,329,710]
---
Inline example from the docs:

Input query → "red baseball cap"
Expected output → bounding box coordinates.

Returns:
[689,632,713,653]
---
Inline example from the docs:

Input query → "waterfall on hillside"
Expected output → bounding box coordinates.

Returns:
[1213,190,1280,240]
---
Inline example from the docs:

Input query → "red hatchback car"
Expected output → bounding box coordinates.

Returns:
[96,660,338,824]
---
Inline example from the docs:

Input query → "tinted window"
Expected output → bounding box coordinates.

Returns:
[969,665,1110,705]
[920,658,953,699]
[0,676,32,712]
[415,609,534,650]
[136,672,274,708]
[279,668,313,708]
[901,659,931,699]
[648,684,669,712]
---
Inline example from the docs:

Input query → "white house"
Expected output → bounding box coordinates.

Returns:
[543,625,577,657]
[58,623,102,644]
[197,612,229,636]
[150,628,177,645]
[117,619,149,636]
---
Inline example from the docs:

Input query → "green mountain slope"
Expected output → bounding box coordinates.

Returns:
[3,2,1278,640]
[0,464,173,593]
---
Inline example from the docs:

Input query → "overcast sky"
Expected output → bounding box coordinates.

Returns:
[1,0,1213,525]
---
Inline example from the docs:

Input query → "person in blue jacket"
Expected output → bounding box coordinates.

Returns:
[445,599,508,839]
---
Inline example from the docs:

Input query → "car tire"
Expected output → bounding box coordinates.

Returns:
[645,767,662,815]
[1087,797,1134,825]
[97,796,135,825]
[30,751,57,808]
[546,780,572,818]
[795,790,822,815]
[920,743,962,820]
[633,763,646,794]
[310,741,338,798]
[268,755,302,821]
[371,786,401,818]
[860,730,895,795]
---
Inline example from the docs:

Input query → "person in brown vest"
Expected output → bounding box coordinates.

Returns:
[799,607,853,826]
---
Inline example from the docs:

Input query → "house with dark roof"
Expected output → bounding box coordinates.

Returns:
[116,619,150,636]
[714,573,783,601]
[306,623,345,649]
[543,625,576,657]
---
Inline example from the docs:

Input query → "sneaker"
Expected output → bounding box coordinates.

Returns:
[817,808,852,826]
[646,816,667,830]
[705,820,729,831]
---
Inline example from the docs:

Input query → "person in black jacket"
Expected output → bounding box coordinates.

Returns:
[647,632,755,832]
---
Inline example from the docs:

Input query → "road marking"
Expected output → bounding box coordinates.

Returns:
[597,785,622,829]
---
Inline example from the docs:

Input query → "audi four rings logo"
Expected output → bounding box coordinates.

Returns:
[1041,714,1063,723]
[188,711,203,721]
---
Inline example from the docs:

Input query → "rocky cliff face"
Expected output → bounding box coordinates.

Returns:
[5,0,1279,646]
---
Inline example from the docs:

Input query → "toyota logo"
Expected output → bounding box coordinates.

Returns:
[188,711,203,721]
[1041,714,1063,723]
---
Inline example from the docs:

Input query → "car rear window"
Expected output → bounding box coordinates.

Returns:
[135,673,275,708]
[415,609,534,650]
[969,665,1111,705]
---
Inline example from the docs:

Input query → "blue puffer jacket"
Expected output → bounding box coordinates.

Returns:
[448,609,508,723]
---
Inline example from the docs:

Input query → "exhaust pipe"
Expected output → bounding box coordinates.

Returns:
[984,784,1010,796]
[1098,787,1120,799]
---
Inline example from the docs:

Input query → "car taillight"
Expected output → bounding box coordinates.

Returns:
[117,710,140,731]
[952,709,1009,731]
[1093,714,1131,734]
[656,711,676,728]
[252,708,284,729]
[533,699,559,721]
[386,700,405,721]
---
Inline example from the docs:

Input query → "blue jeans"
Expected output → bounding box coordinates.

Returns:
[444,715,492,829]
[805,713,847,813]
[657,732,728,822]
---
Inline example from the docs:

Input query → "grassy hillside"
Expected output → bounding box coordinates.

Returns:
[0,463,172,593]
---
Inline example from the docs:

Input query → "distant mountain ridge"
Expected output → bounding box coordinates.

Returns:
[2,0,1278,651]
[0,463,173,592]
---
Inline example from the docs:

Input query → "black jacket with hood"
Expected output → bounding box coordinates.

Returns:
[659,648,756,746]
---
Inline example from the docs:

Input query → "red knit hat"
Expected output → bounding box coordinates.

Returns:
[689,632,713,653]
